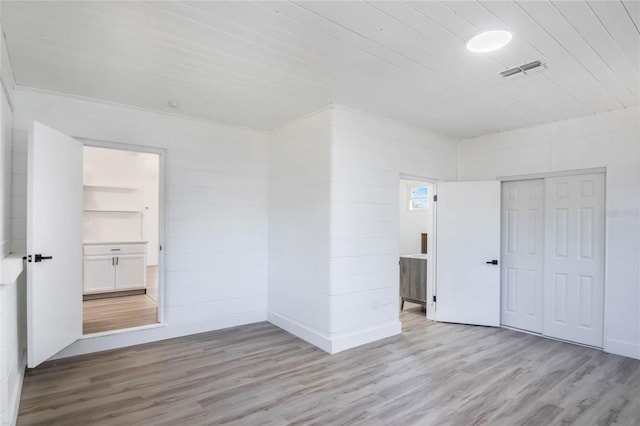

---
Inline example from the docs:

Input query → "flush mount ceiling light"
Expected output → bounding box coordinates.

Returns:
[168,99,180,108]
[466,30,512,53]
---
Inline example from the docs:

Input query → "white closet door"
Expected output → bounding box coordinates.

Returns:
[544,173,605,347]
[501,179,545,333]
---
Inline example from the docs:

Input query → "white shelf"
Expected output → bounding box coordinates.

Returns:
[83,209,141,214]
[84,184,138,191]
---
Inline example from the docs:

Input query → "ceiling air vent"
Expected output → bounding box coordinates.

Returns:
[500,60,546,78]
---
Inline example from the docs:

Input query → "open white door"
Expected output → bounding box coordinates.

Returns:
[27,121,83,367]
[435,181,501,326]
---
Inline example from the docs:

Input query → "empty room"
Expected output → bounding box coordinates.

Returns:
[0,1,639,425]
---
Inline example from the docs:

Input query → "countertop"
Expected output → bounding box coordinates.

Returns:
[83,240,148,245]
[400,254,428,259]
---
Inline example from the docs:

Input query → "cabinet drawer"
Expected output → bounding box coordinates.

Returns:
[84,243,146,256]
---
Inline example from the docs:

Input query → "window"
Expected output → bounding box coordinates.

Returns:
[408,184,429,211]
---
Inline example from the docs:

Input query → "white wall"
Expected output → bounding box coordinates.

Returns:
[399,179,432,255]
[0,10,25,424]
[267,108,333,351]
[459,106,640,360]
[0,267,25,426]
[328,106,457,352]
[1,34,13,258]
[268,106,458,353]
[10,88,269,357]
[0,79,11,259]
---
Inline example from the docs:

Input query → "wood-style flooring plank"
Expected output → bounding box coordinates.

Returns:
[82,294,158,334]
[18,305,640,425]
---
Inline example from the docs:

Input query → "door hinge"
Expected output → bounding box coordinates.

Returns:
[433,295,437,302]
[433,195,437,202]
[160,245,163,251]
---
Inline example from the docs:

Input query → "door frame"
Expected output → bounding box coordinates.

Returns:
[399,173,438,320]
[497,167,606,182]
[78,137,167,331]
[496,166,607,348]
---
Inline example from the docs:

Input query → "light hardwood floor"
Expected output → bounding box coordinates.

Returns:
[82,295,158,334]
[82,266,159,334]
[19,305,640,425]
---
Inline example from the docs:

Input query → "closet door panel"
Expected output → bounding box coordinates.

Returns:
[500,179,544,333]
[543,173,605,347]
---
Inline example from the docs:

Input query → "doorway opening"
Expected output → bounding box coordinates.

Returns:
[398,178,436,321]
[82,145,160,335]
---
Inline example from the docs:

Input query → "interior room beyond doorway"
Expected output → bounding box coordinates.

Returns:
[398,178,435,319]
[82,146,160,334]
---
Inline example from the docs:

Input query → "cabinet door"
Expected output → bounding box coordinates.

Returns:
[83,256,116,293]
[400,258,411,298]
[115,254,146,290]
[400,258,427,302]
[412,259,427,302]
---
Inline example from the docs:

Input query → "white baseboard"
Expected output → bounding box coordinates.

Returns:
[9,352,26,426]
[51,310,267,360]
[605,338,640,360]
[267,311,401,354]
[267,311,332,353]
[329,320,402,354]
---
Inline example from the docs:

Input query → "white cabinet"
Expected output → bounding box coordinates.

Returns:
[83,242,147,294]
[114,254,146,289]
[83,255,116,293]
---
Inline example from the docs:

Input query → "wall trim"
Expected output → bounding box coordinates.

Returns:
[51,310,267,360]
[267,311,402,355]
[9,352,26,426]
[1,33,17,110]
[0,240,9,260]
[331,104,455,141]
[605,338,640,360]
[398,173,440,185]
[13,85,268,135]
[329,321,402,354]
[497,167,606,182]
[267,311,332,353]
[0,78,13,111]
[268,104,334,133]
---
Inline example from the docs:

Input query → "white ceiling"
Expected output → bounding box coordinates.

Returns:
[1,1,639,138]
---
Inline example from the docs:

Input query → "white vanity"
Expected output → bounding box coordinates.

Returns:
[83,241,147,294]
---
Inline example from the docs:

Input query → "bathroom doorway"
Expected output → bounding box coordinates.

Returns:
[398,178,435,319]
